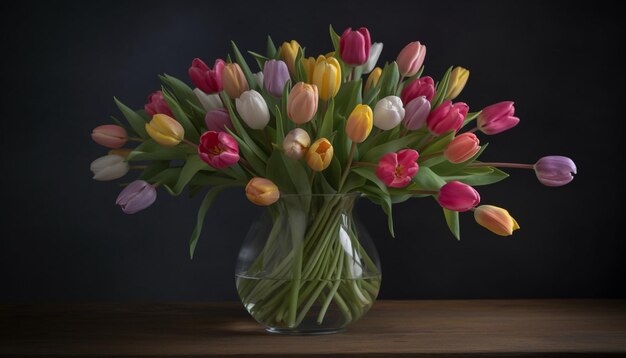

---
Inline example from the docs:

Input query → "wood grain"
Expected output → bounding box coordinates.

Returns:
[1,300,625,357]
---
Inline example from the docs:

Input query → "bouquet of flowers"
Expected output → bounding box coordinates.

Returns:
[90,26,576,331]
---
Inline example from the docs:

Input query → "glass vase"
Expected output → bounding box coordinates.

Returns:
[235,193,382,335]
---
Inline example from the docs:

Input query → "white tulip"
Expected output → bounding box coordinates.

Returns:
[193,88,223,112]
[236,90,270,130]
[253,71,264,89]
[283,128,311,160]
[363,42,383,74]
[373,96,405,130]
[90,155,129,181]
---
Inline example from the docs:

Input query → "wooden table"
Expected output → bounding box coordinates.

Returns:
[1,300,625,357]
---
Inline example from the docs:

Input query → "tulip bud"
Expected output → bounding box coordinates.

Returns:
[198,131,240,169]
[280,40,301,77]
[339,27,371,65]
[437,181,480,212]
[477,101,520,135]
[534,156,577,187]
[427,100,469,135]
[444,133,481,163]
[402,96,431,130]
[375,149,419,188]
[188,58,225,94]
[301,56,317,83]
[246,177,280,206]
[116,180,157,214]
[445,67,469,101]
[253,71,264,88]
[145,114,184,147]
[222,63,249,99]
[306,138,333,171]
[373,96,405,130]
[474,205,520,236]
[346,104,373,143]
[283,128,311,160]
[235,90,270,130]
[90,154,129,181]
[363,42,383,74]
[91,124,127,149]
[193,88,223,112]
[205,108,233,132]
[287,82,318,125]
[263,60,290,97]
[312,56,341,101]
[364,67,382,94]
[400,76,435,105]
[144,91,173,117]
[396,41,426,77]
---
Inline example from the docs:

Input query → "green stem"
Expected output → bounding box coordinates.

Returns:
[469,162,534,169]
[338,142,357,192]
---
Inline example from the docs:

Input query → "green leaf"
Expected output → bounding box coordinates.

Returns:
[322,155,342,190]
[295,47,307,83]
[443,208,460,240]
[431,66,453,108]
[248,50,269,71]
[421,131,455,156]
[224,127,267,175]
[189,173,239,187]
[378,62,399,100]
[139,161,170,180]
[159,74,201,110]
[441,167,509,186]
[461,111,481,129]
[231,41,257,91]
[170,155,212,195]
[189,185,236,259]
[266,35,277,59]
[351,166,389,194]
[114,97,148,138]
[363,87,380,107]
[127,139,188,161]
[329,25,340,52]
[221,92,268,163]
[411,166,446,191]
[318,97,335,140]
[266,151,311,197]
[149,168,182,187]
[161,88,200,142]
[362,131,422,162]
[274,105,286,145]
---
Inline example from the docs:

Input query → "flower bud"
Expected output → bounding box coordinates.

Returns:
[346,104,373,143]
[90,154,129,181]
[444,133,480,163]
[396,41,426,77]
[445,66,469,101]
[306,138,334,171]
[363,42,383,74]
[400,76,435,105]
[534,156,577,187]
[474,205,520,236]
[427,100,469,135]
[402,96,431,130]
[477,101,519,135]
[193,88,223,112]
[287,82,318,124]
[188,58,225,94]
[364,67,382,94]
[91,124,127,149]
[339,27,371,65]
[144,91,173,117]
[283,128,311,160]
[235,90,270,130]
[204,108,233,132]
[437,181,480,212]
[116,180,157,214]
[312,56,341,101]
[280,40,301,77]
[263,60,290,97]
[222,63,249,99]
[246,177,280,206]
[373,96,405,130]
[198,131,240,169]
[145,114,184,147]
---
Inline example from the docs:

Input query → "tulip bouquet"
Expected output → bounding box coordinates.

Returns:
[91,26,576,329]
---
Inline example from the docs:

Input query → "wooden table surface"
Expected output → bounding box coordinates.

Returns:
[1,300,625,357]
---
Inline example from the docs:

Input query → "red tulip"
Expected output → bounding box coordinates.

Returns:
[189,58,225,94]
[339,27,371,65]
[375,149,420,188]
[437,181,480,212]
[400,76,435,105]
[144,91,173,117]
[198,131,240,169]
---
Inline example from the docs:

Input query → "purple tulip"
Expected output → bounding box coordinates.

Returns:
[263,60,290,97]
[534,156,577,187]
[403,96,431,130]
[205,108,234,132]
[115,180,157,214]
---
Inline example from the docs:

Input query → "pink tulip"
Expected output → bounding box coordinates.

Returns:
[91,124,127,149]
[198,131,240,169]
[437,181,480,212]
[339,27,371,65]
[188,58,225,94]
[375,149,420,188]
[400,76,435,105]
[427,100,469,135]
[116,180,157,214]
[205,108,234,132]
[402,96,431,130]
[477,101,520,135]
[396,41,426,77]
[144,91,173,117]
[444,133,481,163]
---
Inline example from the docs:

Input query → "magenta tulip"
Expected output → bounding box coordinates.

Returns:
[263,60,290,97]
[400,76,435,105]
[477,101,520,135]
[116,180,157,214]
[198,131,240,169]
[188,58,225,94]
[339,27,371,65]
[438,181,480,212]
[427,100,469,135]
[396,41,426,77]
[534,156,577,187]
[144,91,173,117]
[91,124,127,149]
[375,149,420,188]
[402,96,431,130]
[205,108,234,133]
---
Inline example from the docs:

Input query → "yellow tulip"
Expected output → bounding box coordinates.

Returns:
[280,40,301,77]
[245,177,280,206]
[474,205,520,236]
[301,56,317,83]
[145,114,184,147]
[312,55,341,101]
[222,63,249,99]
[306,138,334,171]
[345,104,373,143]
[364,67,382,94]
[445,66,470,101]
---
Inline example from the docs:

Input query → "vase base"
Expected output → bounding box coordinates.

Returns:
[265,327,346,335]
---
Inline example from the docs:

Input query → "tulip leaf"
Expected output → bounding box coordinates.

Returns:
[351,166,389,195]
[161,88,200,142]
[266,151,311,198]
[170,155,212,196]
[114,97,148,139]
[363,87,380,107]
[274,105,285,145]
[329,24,341,52]
[323,155,342,190]
[441,167,509,186]
[221,92,268,163]
[461,111,481,129]
[266,35,278,59]
[150,168,183,188]
[159,74,202,112]
[127,139,189,161]
[411,166,446,191]
[231,41,257,91]
[318,98,335,140]
[421,131,455,155]
[139,160,170,180]
[431,66,453,108]
[295,48,307,83]
[189,172,240,187]
[377,62,399,101]
[334,79,362,115]
[362,131,422,162]
[248,50,269,71]
[224,127,267,175]
[430,143,489,176]
[443,208,460,240]
[189,184,238,259]
[361,185,395,238]
[401,66,425,93]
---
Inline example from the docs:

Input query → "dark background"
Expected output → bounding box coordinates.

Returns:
[0,0,623,302]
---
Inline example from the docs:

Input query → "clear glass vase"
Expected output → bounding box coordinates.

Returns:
[235,193,382,335]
